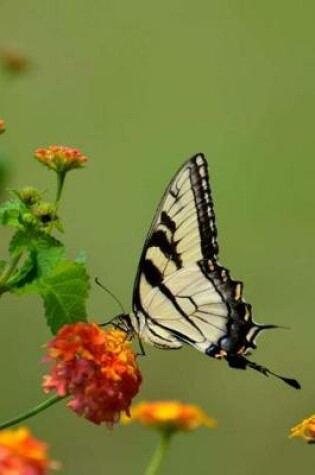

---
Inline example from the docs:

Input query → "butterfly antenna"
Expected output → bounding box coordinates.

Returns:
[95,277,125,314]
[244,358,301,390]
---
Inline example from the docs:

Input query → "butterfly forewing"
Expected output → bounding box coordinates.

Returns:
[132,154,219,312]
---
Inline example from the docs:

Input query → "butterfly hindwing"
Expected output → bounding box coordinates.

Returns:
[138,257,259,355]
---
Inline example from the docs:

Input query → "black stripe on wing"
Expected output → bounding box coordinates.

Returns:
[140,259,207,341]
[190,155,218,259]
[197,259,263,355]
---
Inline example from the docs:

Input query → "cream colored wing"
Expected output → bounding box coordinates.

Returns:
[133,154,218,314]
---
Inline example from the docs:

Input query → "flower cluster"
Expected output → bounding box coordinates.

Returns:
[43,322,142,427]
[34,146,88,173]
[290,414,315,443]
[0,427,56,474]
[0,119,5,134]
[123,401,217,433]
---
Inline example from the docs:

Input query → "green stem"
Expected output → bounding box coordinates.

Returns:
[0,251,23,296]
[144,431,173,475]
[55,171,66,209]
[0,395,66,431]
[47,170,66,234]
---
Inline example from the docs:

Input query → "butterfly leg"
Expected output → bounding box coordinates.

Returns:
[136,337,146,357]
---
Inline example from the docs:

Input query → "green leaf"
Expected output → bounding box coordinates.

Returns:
[38,261,90,334]
[0,260,6,274]
[33,234,65,276]
[9,230,29,257]
[8,232,65,294]
[0,200,26,228]
[7,252,37,291]
[0,153,10,195]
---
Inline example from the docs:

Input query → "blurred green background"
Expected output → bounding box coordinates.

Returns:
[1,1,315,473]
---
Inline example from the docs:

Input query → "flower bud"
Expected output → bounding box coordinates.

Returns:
[13,186,42,206]
[32,202,57,225]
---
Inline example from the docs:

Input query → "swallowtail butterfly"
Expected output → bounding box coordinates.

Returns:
[113,154,300,389]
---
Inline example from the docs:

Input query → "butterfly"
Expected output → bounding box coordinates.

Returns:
[113,153,300,389]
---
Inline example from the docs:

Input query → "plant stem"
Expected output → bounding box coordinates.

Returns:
[55,171,66,209]
[0,251,23,296]
[144,431,172,475]
[0,395,65,431]
[47,170,66,234]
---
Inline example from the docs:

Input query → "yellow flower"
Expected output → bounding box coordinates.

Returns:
[290,415,315,443]
[122,401,217,433]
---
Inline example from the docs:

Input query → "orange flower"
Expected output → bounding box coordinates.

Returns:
[42,323,142,427]
[34,145,88,173]
[123,401,217,433]
[0,119,5,134]
[290,415,315,443]
[0,427,57,474]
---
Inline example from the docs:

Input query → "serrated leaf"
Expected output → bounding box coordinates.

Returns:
[0,200,27,227]
[9,230,29,257]
[34,234,65,276]
[8,252,37,291]
[38,261,90,334]
[8,232,65,294]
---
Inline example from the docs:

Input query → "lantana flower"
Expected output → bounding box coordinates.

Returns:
[42,322,142,427]
[123,400,217,433]
[34,145,88,173]
[0,119,5,134]
[123,401,217,474]
[0,426,57,474]
[290,414,315,443]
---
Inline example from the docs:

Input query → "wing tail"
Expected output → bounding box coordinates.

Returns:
[226,355,301,390]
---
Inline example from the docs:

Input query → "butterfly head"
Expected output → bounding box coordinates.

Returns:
[113,313,135,337]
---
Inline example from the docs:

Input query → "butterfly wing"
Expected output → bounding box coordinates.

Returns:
[139,260,259,356]
[132,153,218,313]
[128,153,300,389]
[132,153,260,355]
